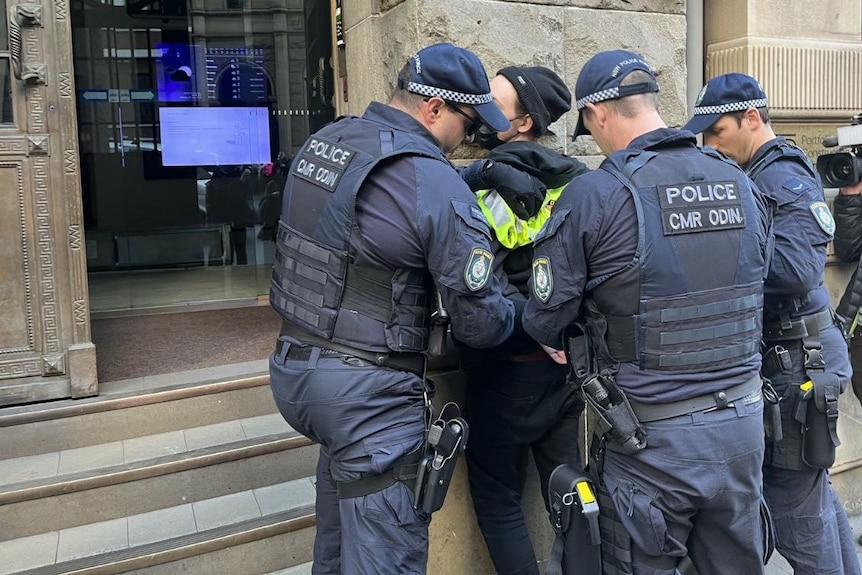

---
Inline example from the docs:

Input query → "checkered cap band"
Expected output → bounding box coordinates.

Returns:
[693,98,768,116]
[575,87,620,110]
[406,81,494,105]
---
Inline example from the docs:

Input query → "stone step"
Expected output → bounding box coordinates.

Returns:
[0,366,276,460]
[266,563,313,575]
[0,412,316,541]
[0,476,316,575]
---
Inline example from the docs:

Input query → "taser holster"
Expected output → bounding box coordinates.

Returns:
[793,372,841,469]
[545,465,602,575]
[566,322,646,455]
[413,402,467,514]
[582,374,647,455]
[427,289,450,357]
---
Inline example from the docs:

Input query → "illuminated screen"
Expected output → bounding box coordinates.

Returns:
[159,106,271,167]
[155,43,203,103]
[206,46,269,104]
[155,44,270,104]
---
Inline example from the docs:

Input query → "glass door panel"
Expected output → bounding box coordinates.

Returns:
[73,0,334,313]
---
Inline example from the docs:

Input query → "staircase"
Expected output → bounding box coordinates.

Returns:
[0,362,318,575]
[2,358,860,574]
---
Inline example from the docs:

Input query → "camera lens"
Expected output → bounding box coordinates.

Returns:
[817,152,862,188]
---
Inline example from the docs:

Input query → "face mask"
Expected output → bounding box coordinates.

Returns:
[475,128,509,150]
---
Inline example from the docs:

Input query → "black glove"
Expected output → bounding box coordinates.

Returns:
[481,160,547,219]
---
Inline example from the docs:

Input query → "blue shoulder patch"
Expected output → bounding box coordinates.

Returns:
[809,201,835,235]
[782,176,809,194]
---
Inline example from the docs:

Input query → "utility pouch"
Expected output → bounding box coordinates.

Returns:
[761,345,792,380]
[427,290,450,357]
[762,379,783,444]
[566,323,594,383]
[793,373,841,469]
[582,373,646,455]
[413,402,467,514]
[545,464,601,575]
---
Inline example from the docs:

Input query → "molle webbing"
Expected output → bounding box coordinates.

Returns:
[271,222,346,336]
[605,288,762,370]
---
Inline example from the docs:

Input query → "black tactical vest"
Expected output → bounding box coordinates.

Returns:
[746,139,818,182]
[747,138,829,320]
[589,147,766,373]
[270,115,447,353]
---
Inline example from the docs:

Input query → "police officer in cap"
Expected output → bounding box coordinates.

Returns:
[523,50,772,574]
[684,73,861,575]
[458,65,588,575]
[268,43,516,574]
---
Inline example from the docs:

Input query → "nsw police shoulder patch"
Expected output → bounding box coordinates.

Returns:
[810,201,835,235]
[465,248,493,291]
[532,257,553,303]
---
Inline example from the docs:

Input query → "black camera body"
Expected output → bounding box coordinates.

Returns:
[817,113,862,188]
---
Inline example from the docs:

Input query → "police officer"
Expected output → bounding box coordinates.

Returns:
[456,65,588,575]
[268,43,516,574]
[523,51,772,575]
[684,73,861,575]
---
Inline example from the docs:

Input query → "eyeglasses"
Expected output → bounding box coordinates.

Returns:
[445,102,483,138]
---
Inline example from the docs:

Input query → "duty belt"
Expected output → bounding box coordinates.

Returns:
[628,374,762,423]
[762,309,833,341]
[275,337,425,376]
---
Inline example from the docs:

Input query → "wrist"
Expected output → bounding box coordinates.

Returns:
[839,182,862,195]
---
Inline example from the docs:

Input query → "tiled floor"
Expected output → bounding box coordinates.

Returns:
[0,476,316,575]
[88,264,272,314]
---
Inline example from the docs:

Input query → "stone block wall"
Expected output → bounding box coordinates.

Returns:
[338,0,689,160]
[333,1,862,571]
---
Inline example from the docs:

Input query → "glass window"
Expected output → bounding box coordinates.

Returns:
[74,0,335,311]
[0,61,11,124]
[0,0,7,51]
[0,0,10,124]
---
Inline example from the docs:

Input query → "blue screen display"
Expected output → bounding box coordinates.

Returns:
[159,106,271,167]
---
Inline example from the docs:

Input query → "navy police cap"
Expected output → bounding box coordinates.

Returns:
[397,43,510,133]
[683,73,768,135]
[572,49,660,140]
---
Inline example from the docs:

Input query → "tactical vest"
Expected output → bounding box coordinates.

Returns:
[746,139,818,182]
[270,115,447,353]
[588,148,766,373]
[746,139,829,320]
[476,184,566,249]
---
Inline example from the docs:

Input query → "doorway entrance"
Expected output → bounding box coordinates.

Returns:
[71,0,334,314]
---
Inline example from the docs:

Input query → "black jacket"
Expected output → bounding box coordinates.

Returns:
[833,193,862,322]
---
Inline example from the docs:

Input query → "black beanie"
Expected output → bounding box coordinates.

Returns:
[497,66,571,136]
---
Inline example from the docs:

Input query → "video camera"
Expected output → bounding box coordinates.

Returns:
[817,113,862,188]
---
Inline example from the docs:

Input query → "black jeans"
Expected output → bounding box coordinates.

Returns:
[464,357,583,575]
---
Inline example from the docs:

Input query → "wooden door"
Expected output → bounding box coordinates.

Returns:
[0,0,96,406]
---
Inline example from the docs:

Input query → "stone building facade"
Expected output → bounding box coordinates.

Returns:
[0,0,860,571]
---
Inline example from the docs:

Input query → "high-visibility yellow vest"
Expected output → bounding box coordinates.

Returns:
[476,185,566,249]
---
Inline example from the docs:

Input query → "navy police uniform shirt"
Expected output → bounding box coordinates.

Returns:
[748,137,833,314]
[354,102,514,348]
[523,128,768,404]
